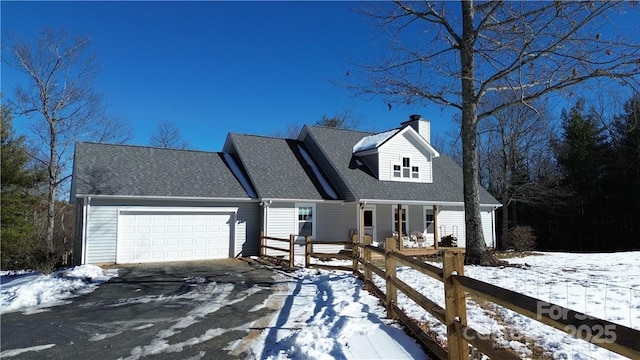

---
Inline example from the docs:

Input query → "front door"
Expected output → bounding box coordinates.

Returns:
[363,205,376,244]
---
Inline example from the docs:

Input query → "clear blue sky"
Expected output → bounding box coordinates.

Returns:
[1,1,459,152]
[2,2,636,153]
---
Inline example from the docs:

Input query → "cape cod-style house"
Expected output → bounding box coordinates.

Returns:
[71,115,500,264]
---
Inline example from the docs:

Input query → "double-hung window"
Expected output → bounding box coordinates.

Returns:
[392,205,408,236]
[393,157,419,179]
[296,204,315,238]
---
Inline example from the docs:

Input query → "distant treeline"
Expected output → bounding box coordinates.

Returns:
[491,93,640,251]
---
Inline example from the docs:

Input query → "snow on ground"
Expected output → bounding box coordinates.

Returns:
[370,251,640,360]
[0,265,118,315]
[247,266,426,359]
[2,252,638,359]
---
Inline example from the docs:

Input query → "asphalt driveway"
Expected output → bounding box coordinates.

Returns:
[0,259,283,359]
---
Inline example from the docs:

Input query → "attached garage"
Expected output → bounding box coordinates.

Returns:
[116,208,237,264]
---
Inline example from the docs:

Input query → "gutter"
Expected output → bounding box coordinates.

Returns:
[261,198,345,204]
[358,198,501,207]
[75,194,259,202]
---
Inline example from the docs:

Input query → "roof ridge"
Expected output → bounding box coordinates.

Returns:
[76,141,219,155]
[229,132,299,141]
[306,124,376,135]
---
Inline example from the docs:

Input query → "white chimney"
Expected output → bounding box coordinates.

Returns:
[401,114,430,143]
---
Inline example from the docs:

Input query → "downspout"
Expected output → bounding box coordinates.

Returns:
[82,196,92,265]
[261,200,272,237]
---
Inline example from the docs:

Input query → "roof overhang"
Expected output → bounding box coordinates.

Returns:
[261,198,345,204]
[74,194,260,202]
[352,126,440,157]
[390,126,440,157]
[357,198,501,208]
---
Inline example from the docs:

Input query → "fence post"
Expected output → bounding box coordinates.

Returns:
[443,250,469,360]
[352,233,359,276]
[364,234,372,287]
[260,230,265,257]
[305,235,311,268]
[289,234,295,268]
[385,237,397,319]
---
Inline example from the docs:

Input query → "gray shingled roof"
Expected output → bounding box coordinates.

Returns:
[72,142,253,198]
[304,126,501,205]
[228,133,341,200]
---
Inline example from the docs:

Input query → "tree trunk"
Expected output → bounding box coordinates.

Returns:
[501,198,509,249]
[460,0,498,266]
[46,119,56,253]
[46,181,56,252]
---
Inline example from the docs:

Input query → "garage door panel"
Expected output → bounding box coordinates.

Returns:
[117,210,233,264]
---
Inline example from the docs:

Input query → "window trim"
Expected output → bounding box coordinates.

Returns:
[423,206,435,235]
[295,203,316,239]
[392,156,420,180]
[391,205,409,236]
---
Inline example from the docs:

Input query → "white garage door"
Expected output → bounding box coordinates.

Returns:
[117,210,235,264]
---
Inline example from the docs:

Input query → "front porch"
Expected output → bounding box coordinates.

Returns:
[358,203,463,250]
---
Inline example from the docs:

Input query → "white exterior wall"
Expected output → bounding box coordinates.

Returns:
[83,198,260,264]
[86,205,119,264]
[481,208,496,248]
[314,202,356,254]
[265,202,296,239]
[235,221,247,256]
[378,132,433,183]
[437,205,496,248]
[263,202,296,256]
[438,206,467,248]
[265,202,354,256]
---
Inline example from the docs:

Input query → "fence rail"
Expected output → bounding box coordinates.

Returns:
[259,233,352,269]
[352,236,640,360]
[259,232,294,267]
[258,233,640,359]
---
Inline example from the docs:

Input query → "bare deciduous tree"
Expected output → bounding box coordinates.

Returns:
[3,28,133,252]
[315,106,366,130]
[150,120,190,149]
[352,1,640,265]
[477,96,570,245]
[272,121,303,139]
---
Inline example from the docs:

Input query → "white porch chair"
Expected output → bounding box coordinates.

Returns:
[410,230,428,247]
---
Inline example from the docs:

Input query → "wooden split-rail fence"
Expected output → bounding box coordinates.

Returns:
[259,233,640,359]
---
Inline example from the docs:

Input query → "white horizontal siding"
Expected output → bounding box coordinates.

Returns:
[86,205,118,264]
[234,220,247,257]
[266,203,296,239]
[438,206,495,248]
[311,244,346,254]
[265,203,295,257]
[316,203,356,242]
[481,208,496,248]
[375,205,392,242]
[438,206,466,248]
[378,132,433,183]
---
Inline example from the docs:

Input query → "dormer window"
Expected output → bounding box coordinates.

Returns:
[394,157,419,179]
[393,164,401,177]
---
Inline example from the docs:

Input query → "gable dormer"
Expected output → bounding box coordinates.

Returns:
[352,115,439,183]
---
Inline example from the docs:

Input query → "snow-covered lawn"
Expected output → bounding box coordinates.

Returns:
[372,251,640,359]
[0,265,118,315]
[2,252,638,359]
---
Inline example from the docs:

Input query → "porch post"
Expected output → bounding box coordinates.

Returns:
[397,204,403,249]
[433,205,439,250]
